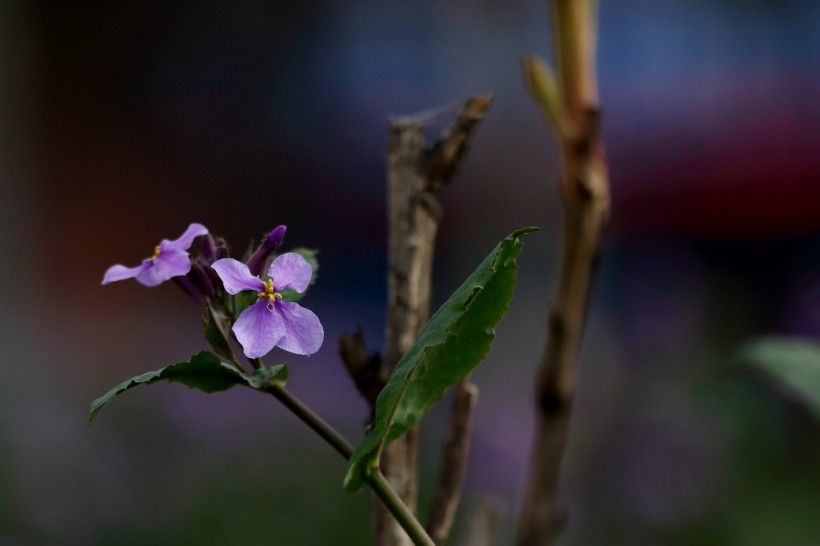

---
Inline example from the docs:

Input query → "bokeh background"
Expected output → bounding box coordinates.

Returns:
[2,0,820,544]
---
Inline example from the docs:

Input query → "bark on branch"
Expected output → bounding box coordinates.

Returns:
[516,1,610,545]
[378,94,493,546]
[339,328,384,408]
[340,94,493,546]
[427,380,479,545]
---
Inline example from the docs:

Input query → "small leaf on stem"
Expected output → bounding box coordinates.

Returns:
[203,306,237,363]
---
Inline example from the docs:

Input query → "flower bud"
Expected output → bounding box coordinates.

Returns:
[247,225,287,276]
[202,234,230,263]
[190,260,216,298]
[172,276,206,307]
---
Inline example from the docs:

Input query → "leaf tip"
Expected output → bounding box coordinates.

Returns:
[512,226,540,238]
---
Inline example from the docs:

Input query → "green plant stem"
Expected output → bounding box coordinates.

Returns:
[252,359,434,546]
[367,469,436,546]
[262,382,354,459]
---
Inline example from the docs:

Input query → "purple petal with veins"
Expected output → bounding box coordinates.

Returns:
[102,262,151,285]
[274,300,324,356]
[137,249,192,287]
[211,258,265,294]
[161,223,209,252]
[209,247,324,359]
[101,223,208,287]
[233,301,286,358]
[268,253,312,293]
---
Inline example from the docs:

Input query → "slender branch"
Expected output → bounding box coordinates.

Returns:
[338,328,384,408]
[517,1,610,544]
[253,356,352,459]
[260,383,353,459]
[254,379,437,546]
[427,381,479,544]
[368,470,436,546]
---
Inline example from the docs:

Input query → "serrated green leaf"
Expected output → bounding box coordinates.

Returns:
[737,337,820,423]
[344,227,537,491]
[88,352,287,423]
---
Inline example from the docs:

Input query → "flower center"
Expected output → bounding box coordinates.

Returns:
[150,245,161,260]
[257,278,282,303]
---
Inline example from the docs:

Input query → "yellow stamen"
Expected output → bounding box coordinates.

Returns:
[150,245,161,260]
[257,278,282,302]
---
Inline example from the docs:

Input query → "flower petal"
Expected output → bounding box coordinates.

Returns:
[233,300,286,358]
[274,301,324,356]
[137,249,192,286]
[102,262,150,285]
[160,223,208,252]
[268,252,312,293]
[211,259,264,294]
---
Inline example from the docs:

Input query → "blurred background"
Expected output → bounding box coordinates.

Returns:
[2,0,820,544]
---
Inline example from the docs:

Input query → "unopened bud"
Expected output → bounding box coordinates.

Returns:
[247,225,287,276]
[172,275,206,307]
[522,55,578,139]
[202,234,230,264]
[190,260,216,298]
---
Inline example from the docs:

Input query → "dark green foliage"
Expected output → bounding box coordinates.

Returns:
[89,352,287,423]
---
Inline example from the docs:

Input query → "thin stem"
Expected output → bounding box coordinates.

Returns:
[261,382,353,459]
[253,361,435,546]
[368,469,436,546]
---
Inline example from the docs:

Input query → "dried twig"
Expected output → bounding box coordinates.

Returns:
[338,94,493,546]
[460,496,501,546]
[338,328,384,408]
[378,93,493,546]
[427,380,479,544]
[516,1,610,545]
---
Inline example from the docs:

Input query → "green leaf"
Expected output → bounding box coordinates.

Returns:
[280,247,319,303]
[737,337,820,423]
[246,363,288,389]
[89,351,288,423]
[344,227,537,491]
[203,306,237,363]
[234,291,257,317]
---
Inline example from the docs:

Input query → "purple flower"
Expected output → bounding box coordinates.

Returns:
[211,253,324,358]
[102,223,209,287]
